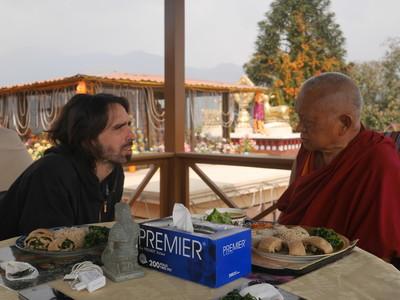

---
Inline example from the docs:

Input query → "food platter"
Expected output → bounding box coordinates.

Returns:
[252,239,358,276]
[15,225,108,257]
[253,233,350,263]
[252,225,351,263]
[251,224,358,275]
[15,236,106,257]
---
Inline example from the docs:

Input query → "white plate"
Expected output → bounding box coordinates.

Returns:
[205,208,246,219]
[15,225,108,257]
[252,232,350,263]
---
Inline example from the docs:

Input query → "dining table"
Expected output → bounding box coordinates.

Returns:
[0,228,399,300]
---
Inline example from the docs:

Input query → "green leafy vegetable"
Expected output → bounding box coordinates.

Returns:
[83,226,110,248]
[310,227,344,250]
[61,239,74,250]
[220,289,258,300]
[206,209,232,225]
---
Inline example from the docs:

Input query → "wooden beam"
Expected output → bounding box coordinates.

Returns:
[176,152,294,170]
[252,203,279,221]
[126,152,175,165]
[128,164,159,205]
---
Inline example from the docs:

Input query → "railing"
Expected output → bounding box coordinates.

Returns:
[125,152,294,219]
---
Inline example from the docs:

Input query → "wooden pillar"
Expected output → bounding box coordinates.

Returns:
[163,0,187,215]
[159,160,168,217]
[222,92,230,139]
[189,91,195,151]
[165,0,185,152]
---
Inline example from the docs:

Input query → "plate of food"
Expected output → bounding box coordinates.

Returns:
[15,225,110,257]
[252,225,350,263]
[205,208,246,225]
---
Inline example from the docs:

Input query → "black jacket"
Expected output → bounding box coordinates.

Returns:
[0,145,124,240]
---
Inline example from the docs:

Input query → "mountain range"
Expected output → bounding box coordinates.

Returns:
[0,48,245,87]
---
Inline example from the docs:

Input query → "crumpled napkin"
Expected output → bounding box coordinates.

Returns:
[0,261,39,281]
[240,283,284,300]
[172,203,194,233]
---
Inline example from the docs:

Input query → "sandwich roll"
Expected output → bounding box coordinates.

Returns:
[287,240,306,256]
[258,236,283,253]
[303,236,333,254]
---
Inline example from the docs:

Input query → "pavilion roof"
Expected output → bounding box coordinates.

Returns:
[0,73,268,95]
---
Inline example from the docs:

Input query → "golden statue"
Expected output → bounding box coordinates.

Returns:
[233,75,254,133]
[263,94,290,122]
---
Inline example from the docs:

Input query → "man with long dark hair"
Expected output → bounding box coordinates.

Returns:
[0,93,134,240]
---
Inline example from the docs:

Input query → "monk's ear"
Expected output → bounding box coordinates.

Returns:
[338,114,352,135]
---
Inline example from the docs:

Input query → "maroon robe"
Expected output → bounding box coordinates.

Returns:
[277,128,400,259]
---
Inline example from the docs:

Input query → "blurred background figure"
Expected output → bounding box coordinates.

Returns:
[0,126,33,194]
[252,92,265,133]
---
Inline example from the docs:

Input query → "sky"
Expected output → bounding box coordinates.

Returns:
[0,0,399,84]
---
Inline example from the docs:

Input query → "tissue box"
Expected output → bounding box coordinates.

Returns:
[138,218,251,288]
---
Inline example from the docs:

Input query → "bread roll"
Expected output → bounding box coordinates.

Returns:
[24,227,87,251]
[24,228,55,249]
[54,227,87,249]
[26,228,54,238]
[24,236,53,250]
[258,236,283,253]
[47,237,65,251]
[287,240,306,256]
[303,236,333,254]
[274,226,309,242]
[47,237,76,251]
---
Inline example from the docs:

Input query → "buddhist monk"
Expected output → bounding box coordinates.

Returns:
[276,72,400,266]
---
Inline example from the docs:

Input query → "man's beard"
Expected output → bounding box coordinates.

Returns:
[93,142,132,164]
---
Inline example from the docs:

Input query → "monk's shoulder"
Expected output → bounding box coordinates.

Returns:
[365,139,400,170]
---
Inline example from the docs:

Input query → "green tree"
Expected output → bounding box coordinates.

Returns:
[382,38,400,108]
[349,38,400,131]
[349,61,385,105]
[244,0,347,106]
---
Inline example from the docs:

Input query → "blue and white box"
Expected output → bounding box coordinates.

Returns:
[138,218,251,288]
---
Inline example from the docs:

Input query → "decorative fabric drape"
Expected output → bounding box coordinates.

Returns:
[0,87,74,135]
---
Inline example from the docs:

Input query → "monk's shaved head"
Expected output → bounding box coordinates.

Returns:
[296,72,363,121]
[295,72,363,156]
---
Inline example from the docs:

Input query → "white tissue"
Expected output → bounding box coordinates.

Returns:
[172,203,194,233]
[0,261,39,281]
[240,283,284,300]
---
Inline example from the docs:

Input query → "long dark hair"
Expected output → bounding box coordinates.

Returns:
[47,93,130,168]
